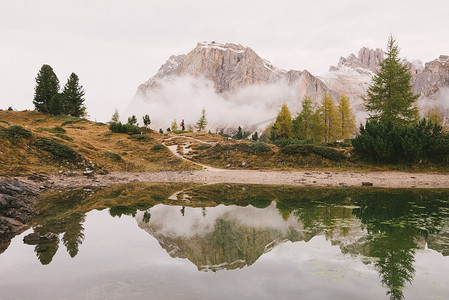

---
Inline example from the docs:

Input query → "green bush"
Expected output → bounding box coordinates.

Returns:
[127,134,153,142]
[172,130,186,134]
[247,142,271,155]
[275,138,314,148]
[323,139,352,147]
[151,144,166,151]
[59,116,88,126]
[109,122,140,134]
[280,144,346,161]
[35,137,80,160]
[39,126,67,134]
[352,119,449,162]
[3,125,33,140]
[0,119,9,124]
[104,151,122,161]
[55,133,73,141]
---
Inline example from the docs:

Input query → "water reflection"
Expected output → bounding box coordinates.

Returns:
[11,183,449,299]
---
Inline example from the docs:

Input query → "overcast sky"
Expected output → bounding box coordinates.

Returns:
[1,0,448,121]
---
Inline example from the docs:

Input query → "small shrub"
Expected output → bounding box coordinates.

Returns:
[55,133,73,141]
[0,119,9,124]
[323,139,352,147]
[39,126,67,134]
[128,134,153,142]
[3,125,33,140]
[151,144,166,151]
[109,122,140,134]
[35,137,80,160]
[7,106,13,111]
[104,151,123,161]
[172,130,186,134]
[275,138,314,148]
[280,144,346,161]
[247,142,271,155]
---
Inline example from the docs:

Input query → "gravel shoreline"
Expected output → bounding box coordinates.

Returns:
[12,169,449,189]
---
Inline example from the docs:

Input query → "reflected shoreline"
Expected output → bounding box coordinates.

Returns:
[2,182,449,299]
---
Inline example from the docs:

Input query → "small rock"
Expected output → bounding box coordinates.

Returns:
[362,182,373,186]
[83,170,94,176]
[339,182,348,187]
[241,161,246,166]
[44,232,59,240]
[225,164,231,168]
[23,232,40,244]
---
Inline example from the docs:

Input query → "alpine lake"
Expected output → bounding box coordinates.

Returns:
[1,183,449,300]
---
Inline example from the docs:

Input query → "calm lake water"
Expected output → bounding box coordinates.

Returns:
[1,183,449,300]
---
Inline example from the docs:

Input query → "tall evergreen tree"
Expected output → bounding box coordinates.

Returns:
[320,93,341,142]
[337,94,356,139]
[33,64,60,114]
[364,36,419,125]
[49,93,64,115]
[293,96,314,139]
[62,73,85,117]
[196,108,207,131]
[272,104,293,140]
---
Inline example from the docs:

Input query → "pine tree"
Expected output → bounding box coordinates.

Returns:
[62,73,85,117]
[142,114,151,128]
[293,96,314,139]
[111,108,120,123]
[364,36,419,125]
[272,104,293,140]
[320,93,341,142]
[235,126,243,139]
[33,64,60,114]
[49,93,64,115]
[171,118,178,131]
[196,108,207,131]
[252,132,259,141]
[127,115,137,125]
[337,94,356,139]
[311,109,324,143]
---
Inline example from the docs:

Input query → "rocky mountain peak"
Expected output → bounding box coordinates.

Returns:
[330,47,384,74]
[413,54,449,97]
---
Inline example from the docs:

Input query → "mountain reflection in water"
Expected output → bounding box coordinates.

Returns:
[5,183,449,300]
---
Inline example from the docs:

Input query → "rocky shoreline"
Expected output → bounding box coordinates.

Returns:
[0,178,40,253]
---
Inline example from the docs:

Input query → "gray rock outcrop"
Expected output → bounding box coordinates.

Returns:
[0,178,40,254]
[412,55,449,98]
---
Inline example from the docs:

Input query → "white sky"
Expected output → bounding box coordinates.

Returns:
[1,0,448,122]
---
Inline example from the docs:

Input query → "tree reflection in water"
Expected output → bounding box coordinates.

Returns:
[26,184,449,298]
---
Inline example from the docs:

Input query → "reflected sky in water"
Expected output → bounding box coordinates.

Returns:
[1,185,449,299]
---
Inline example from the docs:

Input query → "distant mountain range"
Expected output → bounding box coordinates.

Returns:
[128,41,449,130]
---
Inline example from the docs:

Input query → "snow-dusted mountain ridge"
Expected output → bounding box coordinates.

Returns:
[128,41,449,131]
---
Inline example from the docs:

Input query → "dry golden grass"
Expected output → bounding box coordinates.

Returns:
[0,110,200,175]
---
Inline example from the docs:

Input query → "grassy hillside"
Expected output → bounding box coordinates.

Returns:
[1,110,447,175]
[0,110,201,175]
